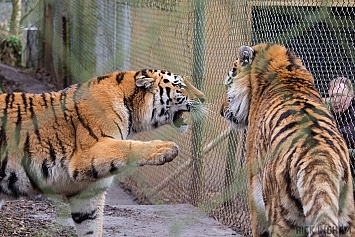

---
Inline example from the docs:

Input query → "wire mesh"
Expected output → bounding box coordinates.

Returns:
[4,0,354,236]
[0,0,11,30]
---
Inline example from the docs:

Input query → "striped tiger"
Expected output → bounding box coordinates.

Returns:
[220,43,355,236]
[0,69,205,236]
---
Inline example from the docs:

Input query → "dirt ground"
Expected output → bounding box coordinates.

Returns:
[0,63,240,237]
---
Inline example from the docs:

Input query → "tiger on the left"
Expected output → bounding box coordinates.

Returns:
[0,69,205,236]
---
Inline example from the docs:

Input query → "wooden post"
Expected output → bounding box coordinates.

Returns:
[44,4,55,82]
[62,15,71,88]
[190,0,206,206]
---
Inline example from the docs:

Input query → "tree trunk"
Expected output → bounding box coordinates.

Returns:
[9,0,22,35]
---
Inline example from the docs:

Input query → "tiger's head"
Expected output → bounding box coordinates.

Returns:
[220,43,312,130]
[132,69,205,133]
[220,45,254,129]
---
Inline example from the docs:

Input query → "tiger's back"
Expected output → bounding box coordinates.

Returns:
[221,43,355,236]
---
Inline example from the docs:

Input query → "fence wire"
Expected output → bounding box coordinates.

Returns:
[1,0,355,236]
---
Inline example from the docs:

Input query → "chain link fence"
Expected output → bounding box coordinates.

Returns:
[0,0,354,236]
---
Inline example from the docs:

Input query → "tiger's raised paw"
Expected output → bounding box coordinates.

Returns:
[137,141,179,166]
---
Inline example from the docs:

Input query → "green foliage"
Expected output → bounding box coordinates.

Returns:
[0,35,22,67]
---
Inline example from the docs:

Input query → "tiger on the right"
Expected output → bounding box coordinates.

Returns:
[220,43,355,237]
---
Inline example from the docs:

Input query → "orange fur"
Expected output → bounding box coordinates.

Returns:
[0,69,204,236]
[221,44,355,237]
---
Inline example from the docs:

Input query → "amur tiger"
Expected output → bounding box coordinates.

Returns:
[220,43,355,236]
[0,69,205,236]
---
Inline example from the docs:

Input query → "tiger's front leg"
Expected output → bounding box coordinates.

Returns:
[68,138,179,182]
[68,178,112,237]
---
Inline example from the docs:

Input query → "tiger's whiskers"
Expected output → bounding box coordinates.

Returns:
[189,102,217,121]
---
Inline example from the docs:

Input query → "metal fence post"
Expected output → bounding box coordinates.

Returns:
[190,0,206,206]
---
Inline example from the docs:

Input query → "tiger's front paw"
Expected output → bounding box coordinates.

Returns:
[138,140,179,166]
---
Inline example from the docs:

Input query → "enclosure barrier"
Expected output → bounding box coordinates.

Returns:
[1,0,355,235]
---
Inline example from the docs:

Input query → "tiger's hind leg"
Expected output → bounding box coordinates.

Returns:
[68,177,113,237]
[68,138,179,182]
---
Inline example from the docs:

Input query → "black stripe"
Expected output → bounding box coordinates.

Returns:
[166,87,171,98]
[29,97,41,142]
[21,134,41,194]
[16,103,21,126]
[8,172,19,198]
[110,161,118,173]
[91,161,99,179]
[159,108,166,116]
[15,104,21,145]
[24,133,31,156]
[97,75,110,83]
[41,93,48,107]
[151,108,156,120]
[73,169,79,180]
[134,70,141,79]
[72,83,98,141]
[60,90,70,121]
[100,131,115,139]
[166,87,172,105]
[21,133,41,192]
[42,159,49,178]
[142,69,149,77]
[0,154,8,180]
[123,96,134,136]
[71,210,97,224]
[21,136,42,193]
[176,96,185,105]
[75,104,98,141]
[0,123,7,147]
[50,92,55,106]
[60,86,73,122]
[0,95,9,155]
[271,121,297,145]
[69,116,77,152]
[4,94,10,111]
[8,93,15,109]
[49,141,56,162]
[21,134,41,193]
[21,93,27,112]
[26,173,42,193]
[113,121,124,140]
[283,152,304,214]
[268,103,293,125]
[159,86,164,104]
[116,72,124,84]
[50,95,59,126]
[55,132,66,156]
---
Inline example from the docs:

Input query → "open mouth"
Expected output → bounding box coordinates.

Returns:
[173,110,188,128]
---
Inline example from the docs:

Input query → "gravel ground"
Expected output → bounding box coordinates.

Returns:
[1,198,76,237]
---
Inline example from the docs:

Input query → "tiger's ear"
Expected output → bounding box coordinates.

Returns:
[238,45,254,67]
[135,76,155,88]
